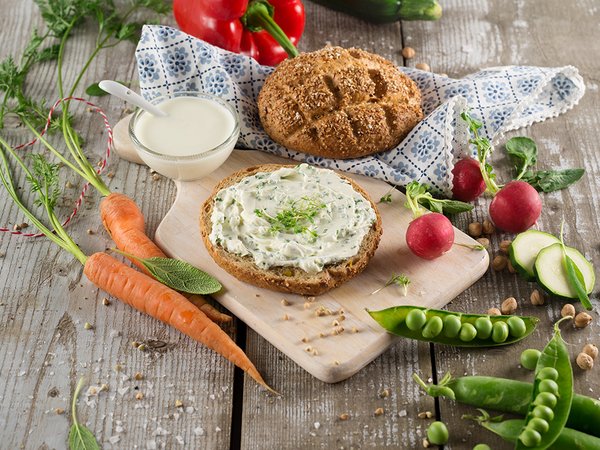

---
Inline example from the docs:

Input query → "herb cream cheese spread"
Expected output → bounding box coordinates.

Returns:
[209,164,377,274]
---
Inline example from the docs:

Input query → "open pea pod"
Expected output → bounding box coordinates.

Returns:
[515,318,573,450]
[368,306,539,347]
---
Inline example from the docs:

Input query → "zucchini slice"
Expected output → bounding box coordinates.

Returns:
[534,243,595,298]
[509,230,560,281]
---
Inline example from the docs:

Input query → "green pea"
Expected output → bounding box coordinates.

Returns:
[426,421,449,445]
[528,417,549,434]
[507,316,527,337]
[443,315,462,338]
[537,367,559,381]
[473,445,491,450]
[533,392,558,408]
[474,317,493,339]
[538,379,559,396]
[519,428,542,447]
[520,349,541,370]
[422,316,444,339]
[459,323,477,342]
[532,405,555,422]
[406,309,427,331]
[491,321,509,343]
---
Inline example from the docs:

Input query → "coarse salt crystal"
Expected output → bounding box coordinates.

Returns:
[108,436,120,444]
[154,427,170,436]
[209,394,215,400]
[215,427,221,433]
[194,427,205,436]
[115,425,124,433]
[118,387,129,396]
[185,407,194,414]
[314,422,320,430]
[175,436,184,445]
[398,410,407,417]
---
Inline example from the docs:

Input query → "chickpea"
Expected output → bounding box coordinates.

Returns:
[576,352,594,370]
[501,297,518,315]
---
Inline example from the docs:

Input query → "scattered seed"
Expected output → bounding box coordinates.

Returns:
[311,348,319,356]
[304,302,311,309]
[415,62,431,71]
[134,372,144,381]
[55,407,65,415]
[83,322,93,330]
[152,174,160,181]
[282,314,290,321]
[114,364,123,372]
[102,297,111,306]
[501,297,518,315]
[530,289,544,306]
[476,237,490,248]
[319,332,326,338]
[86,229,94,235]
[333,360,340,366]
[492,255,508,271]
[468,222,483,237]
[338,315,346,322]
[301,337,308,343]
[135,392,144,400]
[561,303,576,318]
[499,239,512,254]
[423,438,430,448]
[107,172,114,178]
[487,307,501,316]
[574,312,593,328]
[280,298,290,306]
[374,407,384,416]
[401,47,416,59]
[100,384,109,392]
[352,327,359,333]
[332,320,340,327]
[482,220,495,235]
[305,346,313,353]
[131,341,140,348]
[137,343,147,352]
[339,413,349,421]
[175,399,184,408]
[307,296,316,303]
[577,352,594,370]
[583,344,598,360]
[379,388,390,398]
[65,181,74,189]
[417,411,432,419]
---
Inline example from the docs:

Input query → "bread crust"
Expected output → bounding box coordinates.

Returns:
[200,164,383,296]
[257,46,423,159]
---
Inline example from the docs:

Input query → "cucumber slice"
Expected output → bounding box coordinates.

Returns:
[509,230,560,281]
[534,243,595,299]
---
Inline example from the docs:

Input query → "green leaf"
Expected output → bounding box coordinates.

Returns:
[85,82,108,96]
[418,198,473,215]
[36,44,61,62]
[141,257,222,295]
[505,137,537,179]
[559,221,592,310]
[522,168,584,193]
[69,424,100,450]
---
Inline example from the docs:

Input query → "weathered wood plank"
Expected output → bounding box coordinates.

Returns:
[0,3,235,449]
[403,0,600,448]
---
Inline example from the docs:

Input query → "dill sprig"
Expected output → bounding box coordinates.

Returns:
[371,273,411,296]
[255,196,326,238]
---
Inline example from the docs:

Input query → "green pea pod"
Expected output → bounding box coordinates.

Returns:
[515,318,574,450]
[368,306,539,347]
[465,411,600,450]
[414,374,600,438]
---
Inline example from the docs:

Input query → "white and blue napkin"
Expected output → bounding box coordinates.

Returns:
[135,25,585,196]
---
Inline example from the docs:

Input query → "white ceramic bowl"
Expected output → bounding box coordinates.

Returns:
[129,91,240,181]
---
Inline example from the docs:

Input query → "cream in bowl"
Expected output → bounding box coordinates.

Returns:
[129,91,239,181]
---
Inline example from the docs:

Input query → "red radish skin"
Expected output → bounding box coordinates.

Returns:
[406,213,455,260]
[489,180,542,233]
[452,157,486,201]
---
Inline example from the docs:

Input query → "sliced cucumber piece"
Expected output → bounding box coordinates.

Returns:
[535,243,595,299]
[509,230,560,281]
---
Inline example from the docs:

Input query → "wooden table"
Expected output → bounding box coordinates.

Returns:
[0,1,598,448]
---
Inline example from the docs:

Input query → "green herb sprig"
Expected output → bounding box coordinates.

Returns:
[559,220,592,310]
[371,273,411,296]
[69,377,100,450]
[404,181,473,217]
[255,196,326,238]
[504,137,585,192]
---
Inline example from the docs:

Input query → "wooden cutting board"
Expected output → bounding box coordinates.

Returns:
[113,120,489,383]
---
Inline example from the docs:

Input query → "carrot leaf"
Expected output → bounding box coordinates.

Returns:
[140,257,222,295]
[68,377,100,450]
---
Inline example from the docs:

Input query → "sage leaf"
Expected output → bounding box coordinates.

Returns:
[522,168,584,193]
[505,137,537,179]
[85,82,108,97]
[69,424,100,450]
[141,257,222,295]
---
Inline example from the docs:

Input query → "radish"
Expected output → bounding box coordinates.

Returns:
[489,181,542,233]
[406,213,454,259]
[461,111,543,233]
[451,157,486,201]
[402,182,470,259]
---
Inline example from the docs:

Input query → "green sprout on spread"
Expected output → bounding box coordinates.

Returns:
[255,196,326,238]
[371,273,411,296]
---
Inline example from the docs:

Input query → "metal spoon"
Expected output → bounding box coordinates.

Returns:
[98,80,167,117]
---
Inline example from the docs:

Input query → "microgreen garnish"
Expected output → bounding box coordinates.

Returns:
[68,377,100,450]
[559,220,592,310]
[111,249,222,295]
[254,196,326,238]
[371,273,411,296]
[461,111,501,195]
[453,242,485,251]
[379,187,394,204]
[404,181,473,217]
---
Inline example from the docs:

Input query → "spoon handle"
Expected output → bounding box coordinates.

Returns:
[98,80,167,117]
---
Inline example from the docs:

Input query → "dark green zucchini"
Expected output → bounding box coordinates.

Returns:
[310,0,442,23]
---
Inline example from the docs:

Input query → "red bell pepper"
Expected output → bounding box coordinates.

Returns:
[173,0,305,66]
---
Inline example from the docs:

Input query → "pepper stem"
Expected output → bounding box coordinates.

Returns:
[243,0,299,59]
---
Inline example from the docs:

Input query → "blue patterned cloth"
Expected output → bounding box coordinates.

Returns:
[135,25,585,196]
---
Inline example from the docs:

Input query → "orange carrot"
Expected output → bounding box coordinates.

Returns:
[100,193,231,323]
[84,252,272,392]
